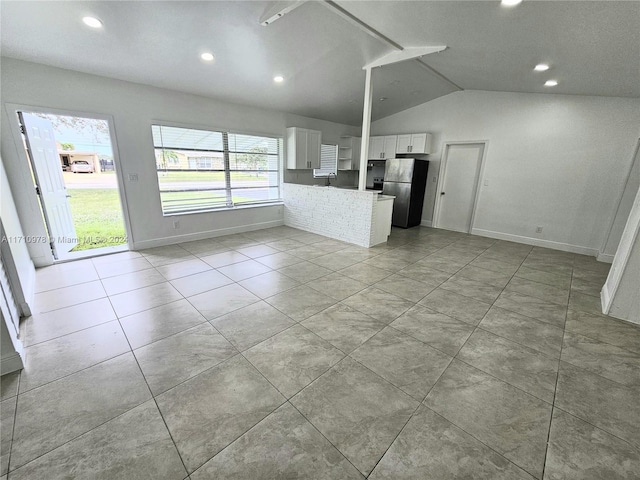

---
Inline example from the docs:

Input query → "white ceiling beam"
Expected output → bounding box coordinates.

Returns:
[321,1,403,50]
[414,58,464,91]
[363,46,448,70]
[322,1,461,91]
[259,1,306,26]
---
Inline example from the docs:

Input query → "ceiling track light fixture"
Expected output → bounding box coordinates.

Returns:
[545,80,558,87]
[534,63,550,72]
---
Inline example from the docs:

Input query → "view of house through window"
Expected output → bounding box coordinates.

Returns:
[152,125,282,215]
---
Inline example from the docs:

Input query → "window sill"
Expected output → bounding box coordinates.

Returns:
[162,200,284,217]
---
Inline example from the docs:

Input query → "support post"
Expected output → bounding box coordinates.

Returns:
[358,66,373,191]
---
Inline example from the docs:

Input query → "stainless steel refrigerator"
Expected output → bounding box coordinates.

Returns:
[382,158,429,228]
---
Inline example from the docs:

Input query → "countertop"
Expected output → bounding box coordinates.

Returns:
[309,185,384,194]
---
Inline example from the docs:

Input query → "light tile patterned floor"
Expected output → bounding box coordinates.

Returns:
[2,226,640,479]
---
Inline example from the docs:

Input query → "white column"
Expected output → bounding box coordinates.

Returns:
[358,66,373,191]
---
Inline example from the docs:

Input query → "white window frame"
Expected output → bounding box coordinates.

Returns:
[152,124,283,215]
[314,143,338,178]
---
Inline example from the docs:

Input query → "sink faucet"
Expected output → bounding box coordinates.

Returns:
[326,172,336,186]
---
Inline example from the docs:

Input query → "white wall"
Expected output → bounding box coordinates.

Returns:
[372,90,640,254]
[1,57,358,266]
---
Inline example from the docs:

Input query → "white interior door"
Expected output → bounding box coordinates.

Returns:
[437,143,485,233]
[20,112,77,257]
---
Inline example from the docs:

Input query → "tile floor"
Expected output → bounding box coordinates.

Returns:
[1,225,640,479]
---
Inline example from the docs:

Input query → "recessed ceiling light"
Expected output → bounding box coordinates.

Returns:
[273,75,284,83]
[534,63,550,72]
[545,80,558,87]
[501,0,523,6]
[82,16,103,28]
[200,52,215,62]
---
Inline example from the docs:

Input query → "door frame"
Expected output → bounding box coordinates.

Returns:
[433,140,489,233]
[5,103,135,259]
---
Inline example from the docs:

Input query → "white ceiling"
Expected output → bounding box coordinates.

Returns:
[1,1,638,126]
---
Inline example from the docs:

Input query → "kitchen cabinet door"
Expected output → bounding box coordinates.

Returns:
[396,134,412,154]
[383,135,398,159]
[409,133,433,154]
[410,133,427,154]
[286,127,322,169]
[307,129,321,168]
[368,136,385,159]
[286,127,307,169]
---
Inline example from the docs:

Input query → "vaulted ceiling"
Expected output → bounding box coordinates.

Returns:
[2,1,638,125]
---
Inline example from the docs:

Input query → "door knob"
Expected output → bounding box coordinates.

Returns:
[440,192,445,195]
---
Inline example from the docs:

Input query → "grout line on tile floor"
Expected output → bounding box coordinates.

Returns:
[15,350,132,397]
[110,292,192,478]
[422,405,540,480]
[473,324,562,360]
[30,293,109,316]
[540,286,571,480]
[7,394,152,475]
[21,316,118,348]
[550,403,640,450]
[5,373,21,475]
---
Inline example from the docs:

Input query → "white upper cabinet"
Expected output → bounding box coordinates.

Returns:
[395,133,433,154]
[368,135,397,159]
[286,127,321,169]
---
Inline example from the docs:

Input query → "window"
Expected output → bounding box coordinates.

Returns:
[152,125,282,215]
[313,144,338,178]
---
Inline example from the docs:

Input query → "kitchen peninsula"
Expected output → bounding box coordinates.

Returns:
[283,184,395,247]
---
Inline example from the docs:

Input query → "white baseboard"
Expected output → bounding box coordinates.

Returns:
[132,219,284,250]
[1,352,24,375]
[471,228,599,257]
[596,252,615,264]
[420,220,433,227]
